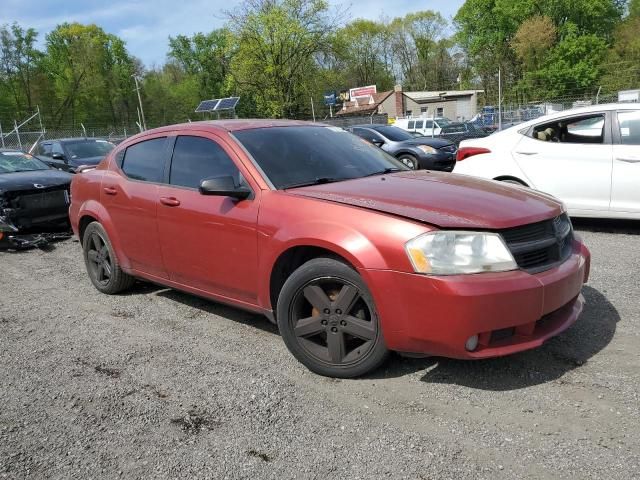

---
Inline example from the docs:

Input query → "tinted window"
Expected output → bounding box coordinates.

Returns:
[424,120,434,129]
[38,143,52,156]
[351,128,383,144]
[121,137,167,182]
[64,140,115,159]
[170,136,240,189]
[618,111,640,145]
[408,121,415,129]
[234,126,407,189]
[52,142,64,155]
[415,120,424,129]
[374,126,414,142]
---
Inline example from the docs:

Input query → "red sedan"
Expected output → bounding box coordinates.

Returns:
[69,120,590,378]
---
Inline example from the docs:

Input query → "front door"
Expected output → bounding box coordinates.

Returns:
[156,133,260,303]
[611,109,640,214]
[512,112,613,213]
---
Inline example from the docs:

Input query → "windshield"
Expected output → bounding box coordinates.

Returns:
[372,126,414,142]
[65,140,115,159]
[0,151,49,173]
[234,126,408,189]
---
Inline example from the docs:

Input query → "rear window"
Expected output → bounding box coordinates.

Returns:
[121,137,167,182]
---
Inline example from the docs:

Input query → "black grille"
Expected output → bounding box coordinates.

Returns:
[499,214,573,273]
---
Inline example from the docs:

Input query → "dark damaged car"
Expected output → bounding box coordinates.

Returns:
[34,138,115,173]
[0,149,72,249]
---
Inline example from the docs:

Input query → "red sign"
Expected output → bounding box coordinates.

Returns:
[349,85,377,99]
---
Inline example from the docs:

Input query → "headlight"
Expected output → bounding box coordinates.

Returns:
[405,231,517,275]
[416,145,437,155]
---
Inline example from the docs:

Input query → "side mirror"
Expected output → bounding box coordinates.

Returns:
[371,139,384,147]
[199,176,251,200]
[51,152,65,160]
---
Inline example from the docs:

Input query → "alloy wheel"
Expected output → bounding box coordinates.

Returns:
[86,232,113,286]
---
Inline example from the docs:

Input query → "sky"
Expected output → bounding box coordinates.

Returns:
[0,0,465,67]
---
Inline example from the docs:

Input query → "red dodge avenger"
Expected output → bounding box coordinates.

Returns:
[69,120,590,377]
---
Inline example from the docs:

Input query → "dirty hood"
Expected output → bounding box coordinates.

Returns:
[0,169,72,194]
[287,171,563,229]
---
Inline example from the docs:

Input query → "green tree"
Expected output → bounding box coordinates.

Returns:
[0,23,42,116]
[225,0,337,118]
[168,29,234,99]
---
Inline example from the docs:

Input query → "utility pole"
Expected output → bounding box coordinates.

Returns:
[498,66,502,131]
[132,75,147,131]
[311,96,316,122]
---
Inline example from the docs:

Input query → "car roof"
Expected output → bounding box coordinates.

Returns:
[41,137,111,143]
[142,119,321,136]
[513,103,639,131]
[349,124,393,130]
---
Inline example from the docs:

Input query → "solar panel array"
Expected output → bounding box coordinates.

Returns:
[194,97,240,113]
[195,99,220,113]
[216,97,240,111]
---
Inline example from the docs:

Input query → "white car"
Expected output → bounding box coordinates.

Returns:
[454,103,640,219]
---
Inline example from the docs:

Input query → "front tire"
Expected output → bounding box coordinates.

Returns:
[277,258,389,378]
[397,154,419,170]
[82,222,135,294]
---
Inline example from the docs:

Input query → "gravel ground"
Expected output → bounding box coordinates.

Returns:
[1,219,639,479]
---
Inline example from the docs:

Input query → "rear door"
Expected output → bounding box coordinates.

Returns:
[156,133,260,303]
[101,134,170,278]
[611,109,640,214]
[512,112,613,213]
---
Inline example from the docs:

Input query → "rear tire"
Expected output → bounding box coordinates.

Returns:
[82,222,135,294]
[277,258,389,378]
[397,154,419,170]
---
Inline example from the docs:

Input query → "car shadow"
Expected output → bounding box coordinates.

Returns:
[367,286,619,391]
[572,218,640,235]
[123,281,279,336]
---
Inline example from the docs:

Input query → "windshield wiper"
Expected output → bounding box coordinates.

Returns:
[282,177,349,189]
[363,167,403,177]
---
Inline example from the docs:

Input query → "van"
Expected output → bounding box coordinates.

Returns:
[394,117,454,136]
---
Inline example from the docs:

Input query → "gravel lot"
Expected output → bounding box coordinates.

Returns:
[1,219,639,479]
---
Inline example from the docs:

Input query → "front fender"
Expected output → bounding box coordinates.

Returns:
[257,219,389,311]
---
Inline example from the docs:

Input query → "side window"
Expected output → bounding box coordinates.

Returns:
[52,143,64,155]
[352,129,383,144]
[532,114,605,144]
[618,111,640,145]
[39,143,52,156]
[408,121,415,129]
[169,136,240,189]
[424,120,434,129]
[415,120,424,129]
[121,137,167,182]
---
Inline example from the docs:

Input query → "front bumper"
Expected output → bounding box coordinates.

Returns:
[366,238,590,359]
[418,151,456,172]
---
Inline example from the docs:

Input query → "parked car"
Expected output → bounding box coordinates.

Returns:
[33,138,116,173]
[70,120,590,378]
[438,122,489,145]
[347,124,457,171]
[394,117,454,136]
[0,149,72,249]
[454,103,640,219]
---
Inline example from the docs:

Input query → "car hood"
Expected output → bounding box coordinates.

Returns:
[403,137,453,148]
[68,155,104,167]
[0,169,72,194]
[287,171,562,229]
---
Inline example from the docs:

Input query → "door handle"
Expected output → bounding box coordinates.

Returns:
[616,157,640,163]
[160,197,181,207]
[103,186,117,195]
[516,151,538,156]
